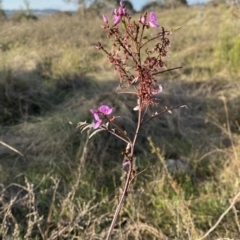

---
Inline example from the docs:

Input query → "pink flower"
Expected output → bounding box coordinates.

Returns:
[90,105,113,129]
[120,1,124,8]
[148,12,159,28]
[113,15,122,26]
[99,105,113,115]
[90,110,102,129]
[140,16,146,24]
[103,14,108,23]
[112,0,127,26]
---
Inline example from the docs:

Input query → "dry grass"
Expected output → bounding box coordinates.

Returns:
[0,4,240,240]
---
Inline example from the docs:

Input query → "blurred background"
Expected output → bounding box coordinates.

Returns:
[2,0,209,12]
[1,0,240,239]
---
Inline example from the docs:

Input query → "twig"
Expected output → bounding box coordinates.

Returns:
[141,104,187,125]
[0,141,24,157]
[196,190,240,240]
[152,66,182,75]
[104,127,130,145]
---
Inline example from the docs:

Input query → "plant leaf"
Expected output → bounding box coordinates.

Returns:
[133,106,140,111]
[81,123,94,133]
[89,128,105,139]
[180,105,188,109]
[171,26,182,32]
[77,121,87,129]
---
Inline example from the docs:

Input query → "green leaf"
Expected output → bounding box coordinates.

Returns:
[121,18,127,31]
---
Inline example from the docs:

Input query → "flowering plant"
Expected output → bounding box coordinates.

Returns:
[78,1,185,239]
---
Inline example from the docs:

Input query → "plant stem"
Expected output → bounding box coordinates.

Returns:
[105,164,132,240]
[105,100,142,240]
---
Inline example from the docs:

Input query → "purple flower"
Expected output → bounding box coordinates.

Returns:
[112,1,127,26]
[148,12,159,28]
[113,15,122,26]
[120,1,124,8]
[118,6,124,15]
[90,109,102,129]
[99,105,113,115]
[103,14,108,23]
[90,105,113,129]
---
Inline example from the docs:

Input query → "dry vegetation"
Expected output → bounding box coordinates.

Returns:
[0,2,240,239]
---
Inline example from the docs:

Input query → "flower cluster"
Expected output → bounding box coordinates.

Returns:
[102,1,128,27]
[93,1,172,124]
[140,12,160,28]
[112,1,128,26]
[90,105,113,129]
[100,1,169,101]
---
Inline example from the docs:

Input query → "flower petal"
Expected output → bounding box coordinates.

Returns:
[99,105,113,115]
[90,109,98,114]
[149,12,157,22]
[118,7,123,15]
[93,113,100,121]
[103,14,108,23]
[149,21,159,28]
[133,106,140,111]
[120,1,124,7]
[148,12,160,28]
[113,15,122,26]
[140,16,146,24]
[93,119,102,129]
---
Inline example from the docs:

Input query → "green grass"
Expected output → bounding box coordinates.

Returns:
[1,4,240,240]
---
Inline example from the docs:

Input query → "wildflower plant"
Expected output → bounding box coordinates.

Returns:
[78,1,185,239]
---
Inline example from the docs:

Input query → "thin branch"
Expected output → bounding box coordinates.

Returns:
[140,33,164,49]
[0,141,24,157]
[196,190,240,240]
[118,91,137,95]
[132,99,142,148]
[106,120,132,144]
[141,104,187,125]
[152,66,182,76]
[103,127,130,145]
[129,166,150,185]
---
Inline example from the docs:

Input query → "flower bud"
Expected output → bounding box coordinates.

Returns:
[103,14,108,23]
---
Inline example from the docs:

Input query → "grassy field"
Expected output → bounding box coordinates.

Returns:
[0,2,240,239]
